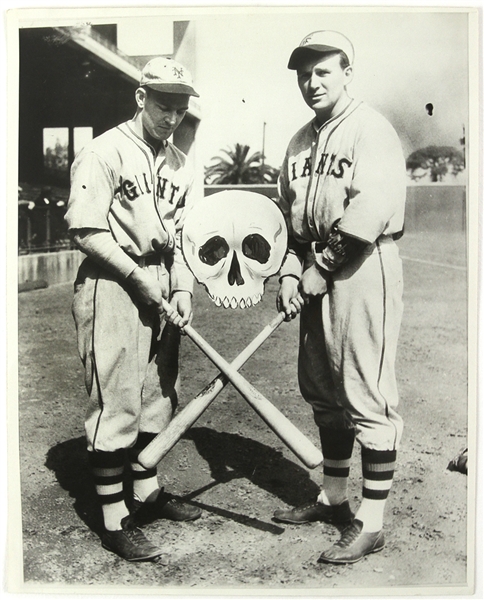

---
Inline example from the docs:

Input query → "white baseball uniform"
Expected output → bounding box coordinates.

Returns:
[65,121,195,452]
[277,99,406,451]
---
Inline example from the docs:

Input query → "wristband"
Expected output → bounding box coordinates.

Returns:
[279,273,300,284]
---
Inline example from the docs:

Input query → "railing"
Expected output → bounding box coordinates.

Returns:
[18,202,74,254]
[18,184,466,255]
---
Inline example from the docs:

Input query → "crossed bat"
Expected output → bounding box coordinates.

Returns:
[138,299,323,471]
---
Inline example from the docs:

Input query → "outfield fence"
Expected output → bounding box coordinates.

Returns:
[17,184,467,288]
[405,185,466,233]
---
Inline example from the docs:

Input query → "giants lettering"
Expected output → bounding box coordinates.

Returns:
[290,154,353,181]
[124,180,139,200]
[169,185,180,204]
[115,173,186,205]
[301,157,312,178]
[157,176,168,199]
[115,173,151,200]
[331,158,352,179]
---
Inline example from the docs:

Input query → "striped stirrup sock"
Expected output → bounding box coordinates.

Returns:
[89,449,128,531]
[361,448,397,501]
[318,427,355,506]
[356,447,397,532]
[128,432,160,503]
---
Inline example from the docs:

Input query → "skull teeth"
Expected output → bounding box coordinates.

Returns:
[210,294,263,309]
[252,293,262,306]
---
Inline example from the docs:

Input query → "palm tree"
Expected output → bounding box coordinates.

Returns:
[406,145,465,182]
[204,143,279,185]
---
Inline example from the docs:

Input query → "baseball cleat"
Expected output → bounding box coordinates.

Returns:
[317,519,385,564]
[101,516,164,562]
[131,491,202,523]
[273,499,354,525]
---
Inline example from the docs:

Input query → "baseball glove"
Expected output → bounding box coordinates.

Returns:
[447,448,467,475]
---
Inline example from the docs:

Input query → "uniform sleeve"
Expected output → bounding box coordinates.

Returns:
[275,153,304,279]
[170,164,197,295]
[65,150,115,232]
[337,118,406,243]
[72,229,138,280]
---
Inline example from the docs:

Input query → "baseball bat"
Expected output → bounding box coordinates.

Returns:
[138,312,285,469]
[159,300,323,469]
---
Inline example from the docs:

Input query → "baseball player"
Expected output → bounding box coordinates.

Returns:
[272,31,406,564]
[65,57,202,562]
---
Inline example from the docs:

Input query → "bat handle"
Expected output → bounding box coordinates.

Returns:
[137,312,285,469]
[161,297,285,348]
[179,313,323,469]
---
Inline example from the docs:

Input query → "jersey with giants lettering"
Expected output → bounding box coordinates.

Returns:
[65,121,194,291]
[277,100,406,278]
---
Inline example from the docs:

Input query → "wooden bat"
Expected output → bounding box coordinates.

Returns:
[138,312,285,470]
[157,300,323,469]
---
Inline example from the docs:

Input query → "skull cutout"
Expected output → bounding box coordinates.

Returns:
[182,191,287,308]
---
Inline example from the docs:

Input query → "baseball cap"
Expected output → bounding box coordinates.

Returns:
[139,57,200,97]
[288,30,354,70]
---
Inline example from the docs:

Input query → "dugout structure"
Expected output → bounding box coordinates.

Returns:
[17,22,200,256]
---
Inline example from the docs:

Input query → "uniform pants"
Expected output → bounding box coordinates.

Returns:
[298,237,404,451]
[72,258,179,452]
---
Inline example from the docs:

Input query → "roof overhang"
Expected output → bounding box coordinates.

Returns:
[54,26,201,121]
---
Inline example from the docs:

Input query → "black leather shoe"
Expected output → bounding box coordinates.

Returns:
[101,516,163,562]
[132,491,202,523]
[273,499,354,524]
[317,519,385,564]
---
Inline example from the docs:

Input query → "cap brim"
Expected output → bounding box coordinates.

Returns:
[287,45,347,70]
[144,82,200,97]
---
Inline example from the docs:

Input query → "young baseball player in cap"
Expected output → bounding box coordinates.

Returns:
[65,56,202,562]
[272,31,406,564]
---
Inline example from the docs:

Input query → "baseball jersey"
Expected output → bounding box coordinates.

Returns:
[65,121,195,292]
[277,100,406,278]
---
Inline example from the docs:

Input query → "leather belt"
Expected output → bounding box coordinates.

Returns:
[131,253,165,267]
[312,231,404,254]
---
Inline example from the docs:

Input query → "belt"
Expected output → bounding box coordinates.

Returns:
[312,230,404,254]
[131,253,166,267]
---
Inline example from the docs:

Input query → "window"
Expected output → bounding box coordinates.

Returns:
[43,127,68,173]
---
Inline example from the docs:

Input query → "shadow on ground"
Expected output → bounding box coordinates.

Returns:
[45,437,104,535]
[45,427,320,537]
[184,426,320,506]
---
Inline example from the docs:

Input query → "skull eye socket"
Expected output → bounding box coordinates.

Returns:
[199,236,230,266]
[242,234,271,264]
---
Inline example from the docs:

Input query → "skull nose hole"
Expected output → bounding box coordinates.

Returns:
[228,252,245,286]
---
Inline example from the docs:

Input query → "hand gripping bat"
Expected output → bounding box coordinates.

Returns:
[138,312,285,469]
[145,299,323,470]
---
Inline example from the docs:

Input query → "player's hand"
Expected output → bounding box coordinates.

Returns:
[166,291,193,332]
[276,276,304,321]
[127,267,169,307]
[298,264,328,301]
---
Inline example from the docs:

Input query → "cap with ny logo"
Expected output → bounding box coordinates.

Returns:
[140,57,200,97]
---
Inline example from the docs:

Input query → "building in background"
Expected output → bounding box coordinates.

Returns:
[18,21,201,255]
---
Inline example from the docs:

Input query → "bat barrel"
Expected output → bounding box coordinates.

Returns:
[183,322,323,469]
[138,312,286,469]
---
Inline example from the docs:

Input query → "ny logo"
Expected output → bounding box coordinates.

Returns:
[173,67,184,79]
[302,35,313,46]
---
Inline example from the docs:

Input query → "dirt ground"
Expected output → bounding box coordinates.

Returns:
[13,231,471,594]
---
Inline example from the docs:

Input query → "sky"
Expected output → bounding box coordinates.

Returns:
[114,8,470,171]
